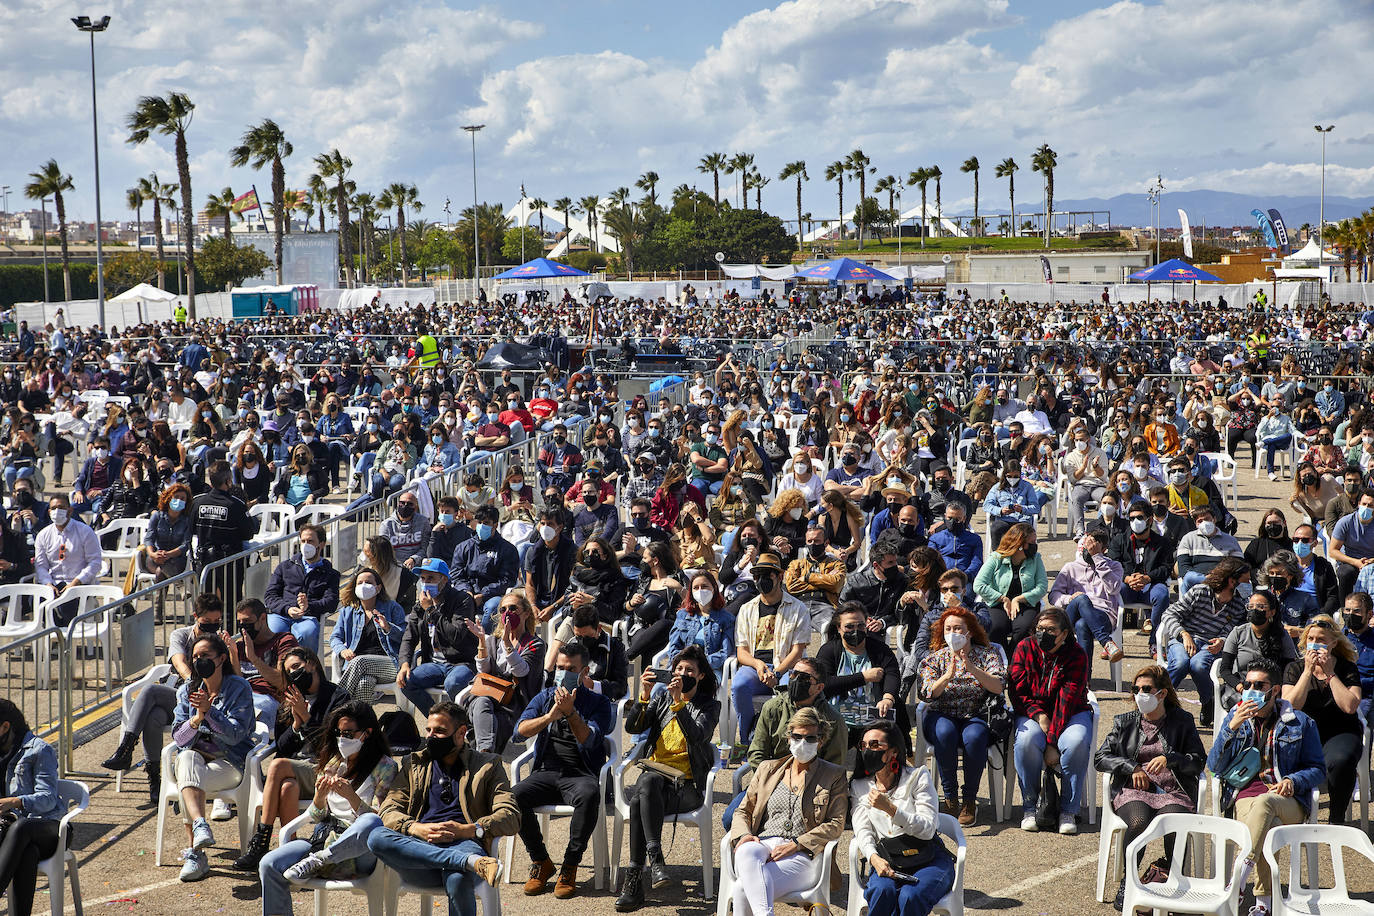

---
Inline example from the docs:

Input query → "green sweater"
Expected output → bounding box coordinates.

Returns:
[747,694,848,768]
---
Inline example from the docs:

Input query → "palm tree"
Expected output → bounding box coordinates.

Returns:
[528,197,548,250]
[126,92,198,315]
[24,160,74,300]
[698,153,727,210]
[577,195,600,252]
[846,149,872,247]
[602,192,637,273]
[380,182,421,284]
[137,173,176,288]
[961,156,980,238]
[750,169,768,211]
[873,175,898,212]
[995,157,1019,237]
[307,174,329,232]
[352,191,378,283]
[314,149,354,287]
[727,153,754,209]
[929,165,943,238]
[825,160,846,242]
[635,172,659,207]
[125,186,144,252]
[1329,220,1356,281]
[1031,144,1058,241]
[779,161,808,250]
[204,186,236,238]
[553,197,574,247]
[228,118,293,284]
[908,168,932,244]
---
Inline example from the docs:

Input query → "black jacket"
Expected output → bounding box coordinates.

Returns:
[1108,529,1176,585]
[1093,705,1206,806]
[1300,555,1341,617]
[274,678,353,760]
[564,629,630,702]
[625,688,722,792]
[816,635,901,702]
[838,565,910,628]
[399,585,478,666]
[190,486,257,564]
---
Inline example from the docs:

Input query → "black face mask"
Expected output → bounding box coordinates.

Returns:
[1151,504,1168,518]
[947,520,966,533]
[397,503,416,519]
[289,667,314,690]
[897,523,918,538]
[678,673,698,694]
[933,478,951,493]
[1347,613,1367,631]
[192,655,219,678]
[1248,606,1269,626]
[755,574,777,595]
[842,629,866,649]
[239,621,257,641]
[1301,475,1317,487]
[1267,576,1288,593]
[14,490,33,508]
[425,734,456,759]
[787,672,814,704]
[1265,524,1285,538]
[860,748,889,774]
[197,619,221,634]
[1036,630,1057,651]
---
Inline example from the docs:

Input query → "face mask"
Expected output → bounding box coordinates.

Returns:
[1241,687,1268,708]
[421,582,440,599]
[539,524,557,542]
[1168,471,1187,487]
[787,672,813,704]
[424,734,455,759]
[192,655,219,678]
[468,520,491,541]
[692,587,714,606]
[51,509,69,527]
[648,428,661,438]
[337,736,364,759]
[946,631,968,651]
[842,629,865,649]
[1132,466,1149,480]
[1023,542,1038,558]
[755,573,777,595]
[1265,523,1285,538]
[92,447,108,460]
[1036,629,1057,651]
[705,434,719,447]
[860,748,888,774]
[356,582,378,601]
[584,494,600,507]
[300,542,318,561]
[1005,474,1021,484]
[1248,604,1269,626]
[1198,520,1217,537]
[170,497,186,512]
[1360,506,1374,524]
[1128,517,1149,535]
[555,669,580,692]
[1116,480,1132,494]
[367,422,379,433]
[397,503,416,519]
[795,462,809,474]
[789,736,819,762]
[1346,613,1366,631]
[1134,691,1161,715]
[677,673,699,694]
[289,667,314,690]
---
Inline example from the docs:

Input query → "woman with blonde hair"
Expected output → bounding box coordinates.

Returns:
[830,400,862,450]
[1282,615,1364,825]
[974,523,1047,652]
[466,591,546,752]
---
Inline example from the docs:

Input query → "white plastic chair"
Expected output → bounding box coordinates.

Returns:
[1203,452,1238,509]
[1094,772,1211,902]
[387,836,506,916]
[29,779,89,916]
[114,663,174,793]
[917,695,1013,823]
[155,723,272,865]
[1121,812,1251,916]
[719,656,739,748]
[609,755,722,896]
[0,583,56,643]
[501,737,613,890]
[295,503,345,528]
[55,584,125,689]
[846,812,966,916]
[716,835,838,916]
[279,810,391,916]
[1262,823,1374,916]
[250,503,296,542]
[95,517,150,581]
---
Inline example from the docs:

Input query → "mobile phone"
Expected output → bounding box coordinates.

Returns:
[188,676,204,695]
[648,667,672,684]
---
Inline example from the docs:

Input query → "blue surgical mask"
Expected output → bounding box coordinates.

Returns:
[1293,540,1312,558]
[1360,506,1374,524]
[555,669,580,692]
[1241,687,1268,708]
[169,498,186,512]
[421,582,440,599]
[438,513,455,527]
[649,428,661,438]
[476,523,494,540]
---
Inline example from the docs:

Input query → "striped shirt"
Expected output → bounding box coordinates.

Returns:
[1163,583,1246,643]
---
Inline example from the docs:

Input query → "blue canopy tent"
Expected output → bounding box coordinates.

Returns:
[1129,258,1222,302]
[492,257,589,280]
[790,257,897,285]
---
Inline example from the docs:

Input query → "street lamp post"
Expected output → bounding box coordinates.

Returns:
[385,215,394,283]
[896,186,903,265]
[461,124,484,298]
[40,197,50,303]
[1315,125,1334,266]
[1147,174,1164,264]
[1,186,9,214]
[72,14,110,327]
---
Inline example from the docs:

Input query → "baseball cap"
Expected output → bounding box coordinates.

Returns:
[414,557,451,578]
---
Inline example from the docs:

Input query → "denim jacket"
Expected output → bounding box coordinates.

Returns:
[666,608,736,674]
[982,479,1041,525]
[2,731,61,820]
[516,685,613,775]
[1206,698,1326,815]
[329,599,407,662]
[171,673,258,771]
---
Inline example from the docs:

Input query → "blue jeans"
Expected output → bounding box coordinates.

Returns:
[922,712,991,802]
[731,666,786,744]
[1262,433,1292,471]
[268,613,322,654]
[260,812,381,916]
[722,788,746,830]
[1165,642,1218,708]
[1064,594,1115,657]
[367,829,486,916]
[324,441,350,485]
[403,662,475,713]
[346,470,405,511]
[1180,570,1206,594]
[864,853,957,916]
[1014,711,1093,817]
[1121,582,1170,639]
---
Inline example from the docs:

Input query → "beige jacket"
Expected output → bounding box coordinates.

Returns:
[727,755,849,858]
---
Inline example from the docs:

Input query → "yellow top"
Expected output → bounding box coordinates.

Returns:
[416,334,440,367]
[651,699,692,777]
[1166,484,1209,513]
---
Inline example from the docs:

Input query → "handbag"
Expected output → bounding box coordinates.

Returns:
[633,758,690,791]
[470,672,515,705]
[981,691,1013,743]
[875,832,947,880]
[1034,767,1061,832]
[1218,745,1262,789]
[307,814,342,852]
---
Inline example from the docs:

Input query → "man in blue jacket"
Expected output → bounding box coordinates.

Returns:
[1206,658,1326,916]
[511,641,613,900]
[929,501,983,581]
[450,505,519,628]
[264,524,340,653]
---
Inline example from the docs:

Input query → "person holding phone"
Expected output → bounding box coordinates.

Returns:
[169,634,257,882]
[465,594,546,753]
[1281,616,1363,826]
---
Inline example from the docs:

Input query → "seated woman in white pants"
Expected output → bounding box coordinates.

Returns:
[725,706,849,916]
[169,633,257,883]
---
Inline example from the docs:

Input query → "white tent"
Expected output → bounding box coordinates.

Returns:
[109,282,179,304]
[719,264,796,280]
[107,282,181,324]
[1282,237,1338,267]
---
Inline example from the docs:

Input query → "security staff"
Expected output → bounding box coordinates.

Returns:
[191,460,257,600]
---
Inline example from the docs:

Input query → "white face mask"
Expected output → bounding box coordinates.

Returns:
[789,737,818,763]
[794,462,810,474]
[1134,691,1161,715]
[1074,440,1088,452]
[1132,466,1149,480]
[356,581,378,601]
[300,541,318,561]
[1198,520,1217,537]
[51,508,69,527]
[945,631,968,651]
[788,507,804,520]
[539,524,557,542]
[1130,518,1148,534]
[692,588,714,606]
[336,736,364,759]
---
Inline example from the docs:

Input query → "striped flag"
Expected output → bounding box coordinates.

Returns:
[286,190,307,208]
[231,189,259,213]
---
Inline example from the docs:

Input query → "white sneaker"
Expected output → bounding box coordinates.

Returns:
[1268,471,1278,481]
[1059,814,1078,835]
[210,798,233,821]
[1020,814,1039,832]
[179,848,210,882]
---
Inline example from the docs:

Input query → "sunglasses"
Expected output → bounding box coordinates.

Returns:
[1130,684,1157,695]
[333,728,363,739]
[787,733,820,744]
[1243,681,1272,691]
[499,605,522,613]
[858,741,889,751]
[939,586,963,594]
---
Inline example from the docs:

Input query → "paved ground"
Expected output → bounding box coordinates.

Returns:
[23,461,1374,915]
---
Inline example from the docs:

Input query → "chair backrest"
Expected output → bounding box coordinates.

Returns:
[56,585,127,627]
[250,503,294,539]
[1263,823,1374,908]
[295,504,343,526]
[0,583,57,628]
[1131,812,1251,886]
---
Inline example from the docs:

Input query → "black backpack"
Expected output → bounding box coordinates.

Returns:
[378,710,422,755]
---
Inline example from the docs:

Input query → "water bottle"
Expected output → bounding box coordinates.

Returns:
[718,742,731,768]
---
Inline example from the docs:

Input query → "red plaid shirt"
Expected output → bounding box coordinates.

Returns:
[1009,637,1090,743]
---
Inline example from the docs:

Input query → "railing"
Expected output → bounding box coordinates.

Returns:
[0,627,66,760]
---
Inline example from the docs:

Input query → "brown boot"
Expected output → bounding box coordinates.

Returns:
[941,797,959,818]
[958,799,977,827]
[554,865,578,899]
[523,858,556,895]
[471,856,501,887]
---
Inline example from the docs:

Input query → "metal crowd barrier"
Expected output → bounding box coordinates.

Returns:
[0,627,66,764]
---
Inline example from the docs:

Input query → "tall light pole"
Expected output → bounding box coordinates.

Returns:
[519,183,527,264]
[385,214,394,283]
[1315,124,1334,266]
[896,184,904,265]
[73,15,110,326]
[1147,174,1164,264]
[40,197,50,303]
[461,124,484,297]
[1,185,9,214]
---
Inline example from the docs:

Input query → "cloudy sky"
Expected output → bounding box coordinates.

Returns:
[4,0,1372,227]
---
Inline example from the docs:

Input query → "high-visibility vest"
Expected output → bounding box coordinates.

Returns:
[174,304,187,324]
[416,334,440,368]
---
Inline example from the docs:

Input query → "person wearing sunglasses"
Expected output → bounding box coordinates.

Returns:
[1281,617,1364,826]
[1207,659,1326,916]
[366,702,512,914]
[258,702,398,914]
[1288,524,1340,617]
[1093,665,1205,909]
[726,706,848,916]
[465,594,545,754]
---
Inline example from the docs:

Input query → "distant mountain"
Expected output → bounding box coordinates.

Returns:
[1053,191,1374,230]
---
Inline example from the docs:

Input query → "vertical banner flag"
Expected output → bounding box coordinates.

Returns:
[1177,209,1194,259]
[1267,209,1290,253]
[1251,209,1279,249]
[1039,255,1052,282]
